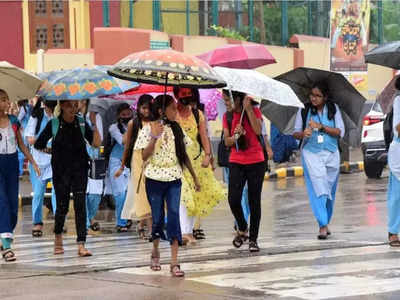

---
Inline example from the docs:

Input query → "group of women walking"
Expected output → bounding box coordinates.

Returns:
[1,78,400,277]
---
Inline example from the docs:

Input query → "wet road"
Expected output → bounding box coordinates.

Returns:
[2,168,400,300]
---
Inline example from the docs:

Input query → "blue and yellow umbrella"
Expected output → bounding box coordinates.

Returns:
[38,66,139,100]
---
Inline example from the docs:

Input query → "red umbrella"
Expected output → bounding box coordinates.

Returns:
[197,43,276,69]
[108,84,174,100]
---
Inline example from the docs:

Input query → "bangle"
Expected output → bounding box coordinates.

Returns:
[150,133,161,139]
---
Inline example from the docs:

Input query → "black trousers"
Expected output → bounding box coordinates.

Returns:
[228,161,265,242]
[53,168,88,243]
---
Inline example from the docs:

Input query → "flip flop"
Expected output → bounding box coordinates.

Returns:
[170,264,184,277]
[2,248,16,262]
[78,248,92,257]
[150,255,161,271]
[32,229,43,237]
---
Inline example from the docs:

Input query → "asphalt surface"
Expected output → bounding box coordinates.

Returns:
[3,149,400,300]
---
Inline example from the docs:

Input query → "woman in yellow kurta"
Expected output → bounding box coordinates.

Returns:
[116,95,153,239]
[175,87,226,244]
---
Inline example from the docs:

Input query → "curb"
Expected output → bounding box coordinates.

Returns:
[265,161,364,180]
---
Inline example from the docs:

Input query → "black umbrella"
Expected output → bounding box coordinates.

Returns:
[274,67,366,126]
[364,41,400,70]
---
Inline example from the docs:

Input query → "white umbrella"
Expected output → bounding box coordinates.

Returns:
[0,61,43,102]
[213,67,304,134]
[213,67,304,108]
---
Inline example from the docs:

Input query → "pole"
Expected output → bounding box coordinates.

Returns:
[377,0,383,44]
[307,0,313,35]
[186,0,190,35]
[281,0,288,45]
[129,0,134,28]
[212,0,219,26]
[153,0,161,31]
[235,0,242,31]
[102,0,110,27]
[248,0,254,41]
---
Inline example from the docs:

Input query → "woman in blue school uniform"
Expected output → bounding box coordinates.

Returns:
[25,98,57,237]
[293,81,345,240]
[108,103,132,232]
[0,89,40,262]
[387,77,400,247]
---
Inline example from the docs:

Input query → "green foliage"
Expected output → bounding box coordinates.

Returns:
[370,0,400,44]
[208,25,248,41]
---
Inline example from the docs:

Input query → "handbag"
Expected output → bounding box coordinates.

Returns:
[88,157,107,180]
[217,112,233,167]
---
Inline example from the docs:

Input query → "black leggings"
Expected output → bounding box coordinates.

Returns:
[53,168,88,243]
[228,162,265,242]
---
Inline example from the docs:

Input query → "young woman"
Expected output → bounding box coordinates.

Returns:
[175,87,226,245]
[35,100,101,257]
[292,81,345,240]
[387,77,400,247]
[108,103,132,232]
[223,91,266,252]
[135,94,199,277]
[0,89,40,262]
[25,97,57,237]
[78,99,104,233]
[116,94,153,239]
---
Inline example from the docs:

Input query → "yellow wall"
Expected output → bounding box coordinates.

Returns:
[299,40,330,71]
[366,64,393,100]
[183,36,228,55]
[133,1,153,29]
[161,1,199,35]
[69,0,91,49]
[22,0,37,72]
[257,46,295,77]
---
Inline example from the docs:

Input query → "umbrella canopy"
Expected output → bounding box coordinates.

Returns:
[109,84,174,101]
[213,67,304,108]
[377,73,400,114]
[365,41,400,70]
[274,67,366,126]
[37,66,139,100]
[197,43,276,69]
[0,61,43,102]
[108,49,226,88]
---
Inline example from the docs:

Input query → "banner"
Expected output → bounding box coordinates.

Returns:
[330,0,370,72]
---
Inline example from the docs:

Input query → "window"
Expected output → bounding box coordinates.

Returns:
[29,0,70,52]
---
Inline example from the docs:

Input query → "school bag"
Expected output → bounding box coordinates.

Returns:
[51,115,106,180]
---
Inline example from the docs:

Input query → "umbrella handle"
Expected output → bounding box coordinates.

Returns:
[161,72,169,124]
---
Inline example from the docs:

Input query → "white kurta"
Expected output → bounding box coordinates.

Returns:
[389,96,400,181]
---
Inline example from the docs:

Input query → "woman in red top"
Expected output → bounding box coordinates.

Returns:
[223,91,266,252]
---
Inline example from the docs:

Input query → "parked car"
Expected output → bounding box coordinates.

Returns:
[361,101,387,178]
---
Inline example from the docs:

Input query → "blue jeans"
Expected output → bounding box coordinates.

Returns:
[114,192,127,227]
[18,150,24,176]
[223,167,250,224]
[86,194,102,229]
[388,172,400,234]
[145,178,182,245]
[0,153,19,240]
[29,163,57,225]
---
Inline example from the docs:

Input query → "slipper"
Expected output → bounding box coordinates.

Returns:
[150,255,161,271]
[2,248,16,262]
[170,264,184,277]
[90,222,100,231]
[32,229,43,237]
[78,248,92,257]
[389,240,400,247]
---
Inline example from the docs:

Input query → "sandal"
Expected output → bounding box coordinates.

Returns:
[388,233,400,247]
[78,248,92,257]
[150,255,161,271]
[138,228,148,240]
[249,241,260,252]
[32,229,43,237]
[54,237,64,255]
[117,226,128,233]
[193,229,205,240]
[232,230,248,248]
[170,264,185,277]
[2,248,16,262]
[126,220,133,229]
[90,222,100,232]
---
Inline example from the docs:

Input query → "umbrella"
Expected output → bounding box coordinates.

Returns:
[37,66,139,100]
[197,43,276,69]
[108,49,226,88]
[213,67,304,108]
[365,41,400,70]
[109,84,174,101]
[274,67,366,126]
[0,61,43,102]
[377,73,400,114]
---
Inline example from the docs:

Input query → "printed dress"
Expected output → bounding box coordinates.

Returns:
[177,110,227,217]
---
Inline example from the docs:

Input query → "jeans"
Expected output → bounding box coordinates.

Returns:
[223,167,250,224]
[114,192,127,227]
[228,162,265,242]
[53,168,88,243]
[145,178,182,245]
[86,194,102,229]
[0,153,19,240]
[29,163,57,225]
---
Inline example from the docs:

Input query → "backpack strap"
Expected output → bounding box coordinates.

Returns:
[76,115,86,138]
[8,115,20,143]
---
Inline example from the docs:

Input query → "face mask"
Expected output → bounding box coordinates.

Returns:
[121,117,131,124]
[179,97,192,106]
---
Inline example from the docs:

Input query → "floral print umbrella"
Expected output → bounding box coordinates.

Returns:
[108,49,226,88]
[37,66,139,100]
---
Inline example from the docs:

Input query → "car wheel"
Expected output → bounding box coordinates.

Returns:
[364,160,385,179]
